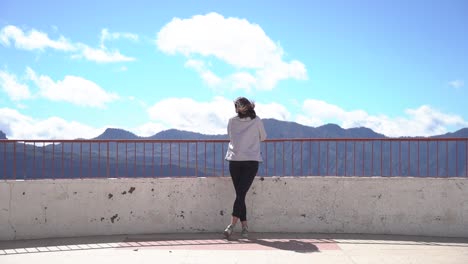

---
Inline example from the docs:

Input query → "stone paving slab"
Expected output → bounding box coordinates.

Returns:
[0,233,467,264]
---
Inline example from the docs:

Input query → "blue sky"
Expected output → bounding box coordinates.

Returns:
[0,0,467,139]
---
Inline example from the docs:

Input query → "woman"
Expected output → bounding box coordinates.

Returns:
[224,97,267,239]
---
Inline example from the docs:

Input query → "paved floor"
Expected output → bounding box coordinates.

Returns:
[1,233,468,264]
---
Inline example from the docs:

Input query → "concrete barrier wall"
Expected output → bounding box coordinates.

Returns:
[1,177,467,240]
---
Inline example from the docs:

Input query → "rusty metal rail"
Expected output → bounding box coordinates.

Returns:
[1,138,467,179]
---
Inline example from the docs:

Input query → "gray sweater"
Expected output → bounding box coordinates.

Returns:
[225,116,267,162]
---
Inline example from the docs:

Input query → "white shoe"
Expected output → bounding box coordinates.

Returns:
[223,224,234,239]
[241,226,248,238]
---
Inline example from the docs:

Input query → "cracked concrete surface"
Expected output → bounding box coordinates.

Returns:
[1,177,467,241]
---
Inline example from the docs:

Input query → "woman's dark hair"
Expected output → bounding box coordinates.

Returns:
[234,97,257,119]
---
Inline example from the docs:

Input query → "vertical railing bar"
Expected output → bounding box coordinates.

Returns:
[187,142,189,177]
[426,141,429,177]
[291,141,294,176]
[326,141,329,176]
[436,141,439,177]
[23,142,26,179]
[221,142,224,177]
[335,141,338,176]
[13,143,16,179]
[88,142,91,177]
[79,142,82,178]
[408,141,410,177]
[345,141,347,176]
[390,141,392,176]
[42,142,45,178]
[353,141,356,176]
[152,143,155,177]
[300,140,304,176]
[70,142,73,178]
[52,142,55,179]
[380,141,382,176]
[283,142,285,176]
[62,142,64,178]
[371,141,374,176]
[143,142,146,177]
[3,142,5,179]
[265,142,268,176]
[160,143,163,177]
[106,142,109,178]
[34,143,36,179]
[116,142,119,178]
[308,141,311,176]
[317,141,320,176]
[362,141,365,176]
[399,141,401,176]
[98,142,100,178]
[204,142,207,176]
[180,142,182,176]
[456,141,458,177]
[417,141,420,177]
[125,143,128,177]
[134,142,137,177]
[195,142,198,177]
[213,142,215,176]
[446,141,449,177]
[275,142,277,176]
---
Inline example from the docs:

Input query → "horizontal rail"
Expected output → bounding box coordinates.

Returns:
[1,138,467,179]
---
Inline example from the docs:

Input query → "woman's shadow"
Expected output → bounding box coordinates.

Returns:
[249,238,320,253]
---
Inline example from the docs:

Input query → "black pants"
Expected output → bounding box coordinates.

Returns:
[229,161,259,222]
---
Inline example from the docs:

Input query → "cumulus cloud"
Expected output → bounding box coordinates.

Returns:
[297,99,468,137]
[0,108,103,139]
[157,12,307,90]
[26,67,119,108]
[146,96,290,135]
[147,97,233,134]
[0,25,136,63]
[73,45,136,63]
[100,28,138,48]
[0,25,76,51]
[0,70,32,100]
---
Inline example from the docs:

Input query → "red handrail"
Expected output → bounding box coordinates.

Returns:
[1,138,467,179]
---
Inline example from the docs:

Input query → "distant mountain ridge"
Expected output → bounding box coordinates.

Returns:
[1,118,467,179]
[0,119,467,140]
[0,130,6,140]
[93,118,388,140]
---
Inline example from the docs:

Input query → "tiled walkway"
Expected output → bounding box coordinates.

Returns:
[1,233,468,263]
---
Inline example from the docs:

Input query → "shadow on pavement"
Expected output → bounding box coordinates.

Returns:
[1,233,467,256]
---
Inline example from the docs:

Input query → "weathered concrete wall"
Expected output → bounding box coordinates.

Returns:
[0,177,467,240]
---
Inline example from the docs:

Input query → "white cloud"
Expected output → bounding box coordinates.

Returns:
[0,25,75,51]
[100,28,138,48]
[26,67,119,108]
[0,108,103,139]
[131,122,167,137]
[255,102,292,121]
[0,25,136,63]
[74,45,136,63]
[0,70,32,100]
[146,96,292,135]
[157,12,307,91]
[147,96,233,134]
[449,80,464,89]
[297,99,468,137]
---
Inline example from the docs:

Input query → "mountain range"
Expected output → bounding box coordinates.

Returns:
[86,119,468,140]
[1,119,467,140]
[1,119,467,179]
